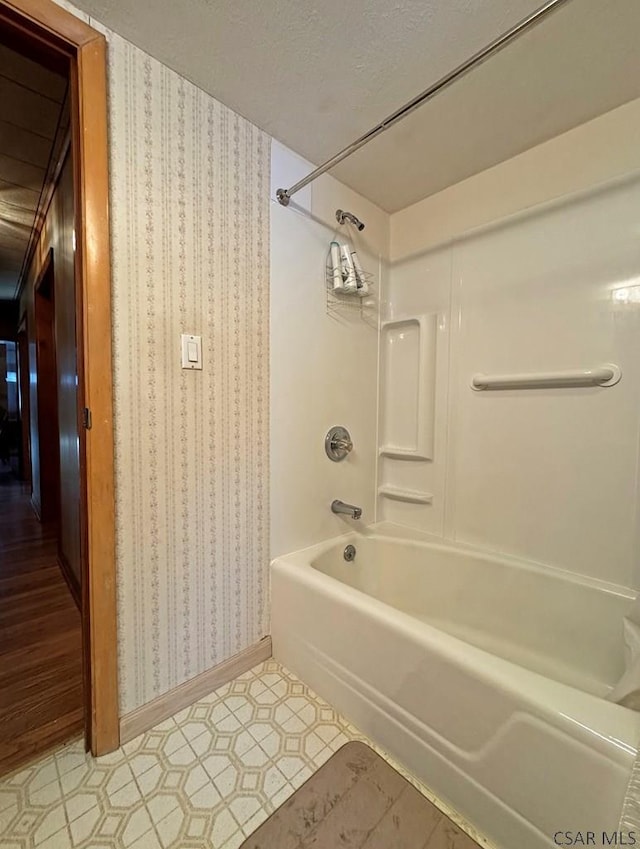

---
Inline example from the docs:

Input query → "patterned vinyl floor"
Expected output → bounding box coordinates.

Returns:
[0,661,483,849]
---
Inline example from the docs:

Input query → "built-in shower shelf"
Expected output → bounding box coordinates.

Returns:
[380,314,437,461]
[378,447,430,461]
[378,486,433,505]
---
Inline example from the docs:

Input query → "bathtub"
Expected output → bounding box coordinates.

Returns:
[271,525,640,849]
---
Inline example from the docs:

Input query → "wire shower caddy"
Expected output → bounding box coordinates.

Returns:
[325,248,377,327]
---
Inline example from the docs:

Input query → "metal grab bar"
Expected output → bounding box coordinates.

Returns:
[471,365,621,391]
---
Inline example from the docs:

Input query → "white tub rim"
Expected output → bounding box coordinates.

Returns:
[271,526,640,756]
[275,521,636,601]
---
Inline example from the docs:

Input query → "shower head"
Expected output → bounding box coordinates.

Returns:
[336,209,365,231]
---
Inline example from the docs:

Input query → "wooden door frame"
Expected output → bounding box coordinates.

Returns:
[0,0,119,754]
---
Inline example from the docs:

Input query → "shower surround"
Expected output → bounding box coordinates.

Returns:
[270,99,640,848]
[379,172,640,587]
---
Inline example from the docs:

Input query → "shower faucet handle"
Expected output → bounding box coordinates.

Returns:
[325,426,353,462]
[332,436,353,452]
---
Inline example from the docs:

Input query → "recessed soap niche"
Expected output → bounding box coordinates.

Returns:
[379,314,437,506]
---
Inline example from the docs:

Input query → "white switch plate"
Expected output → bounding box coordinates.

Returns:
[181,334,202,370]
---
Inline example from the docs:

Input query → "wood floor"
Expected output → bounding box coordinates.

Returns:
[0,463,83,776]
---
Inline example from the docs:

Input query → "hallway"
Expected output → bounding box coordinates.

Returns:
[0,463,83,776]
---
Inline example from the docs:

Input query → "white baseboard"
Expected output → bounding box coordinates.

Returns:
[120,636,272,744]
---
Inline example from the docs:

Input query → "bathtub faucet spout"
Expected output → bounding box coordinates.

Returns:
[331,500,362,520]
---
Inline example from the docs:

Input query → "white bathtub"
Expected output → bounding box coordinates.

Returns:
[271,526,640,849]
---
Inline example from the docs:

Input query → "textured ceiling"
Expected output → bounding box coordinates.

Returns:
[63,0,640,210]
[331,0,640,210]
[0,45,67,299]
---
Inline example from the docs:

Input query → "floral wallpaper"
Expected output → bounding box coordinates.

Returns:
[104,28,270,714]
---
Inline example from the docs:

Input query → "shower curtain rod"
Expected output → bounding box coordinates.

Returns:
[275,0,571,207]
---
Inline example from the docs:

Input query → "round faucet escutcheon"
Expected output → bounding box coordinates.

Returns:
[325,426,353,462]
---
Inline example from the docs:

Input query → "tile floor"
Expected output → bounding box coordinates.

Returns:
[0,660,483,849]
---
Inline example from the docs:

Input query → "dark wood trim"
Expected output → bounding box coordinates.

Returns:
[32,246,53,291]
[0,0,119,756]
[30,492,41,520]
[33,249,60,526]
[57,553,81,610]
[15,133,72,306]
[17,315,31,483]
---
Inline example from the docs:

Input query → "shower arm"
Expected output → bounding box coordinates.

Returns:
[275,0,570,207]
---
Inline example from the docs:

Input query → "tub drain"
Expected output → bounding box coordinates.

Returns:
[343,544,356,562]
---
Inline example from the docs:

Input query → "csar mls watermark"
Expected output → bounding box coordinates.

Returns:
[553,832,637,846]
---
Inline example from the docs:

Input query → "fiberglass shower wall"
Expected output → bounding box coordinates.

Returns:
[379,100,640,593]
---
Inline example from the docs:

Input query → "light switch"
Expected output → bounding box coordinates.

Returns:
[181,334,202,370]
